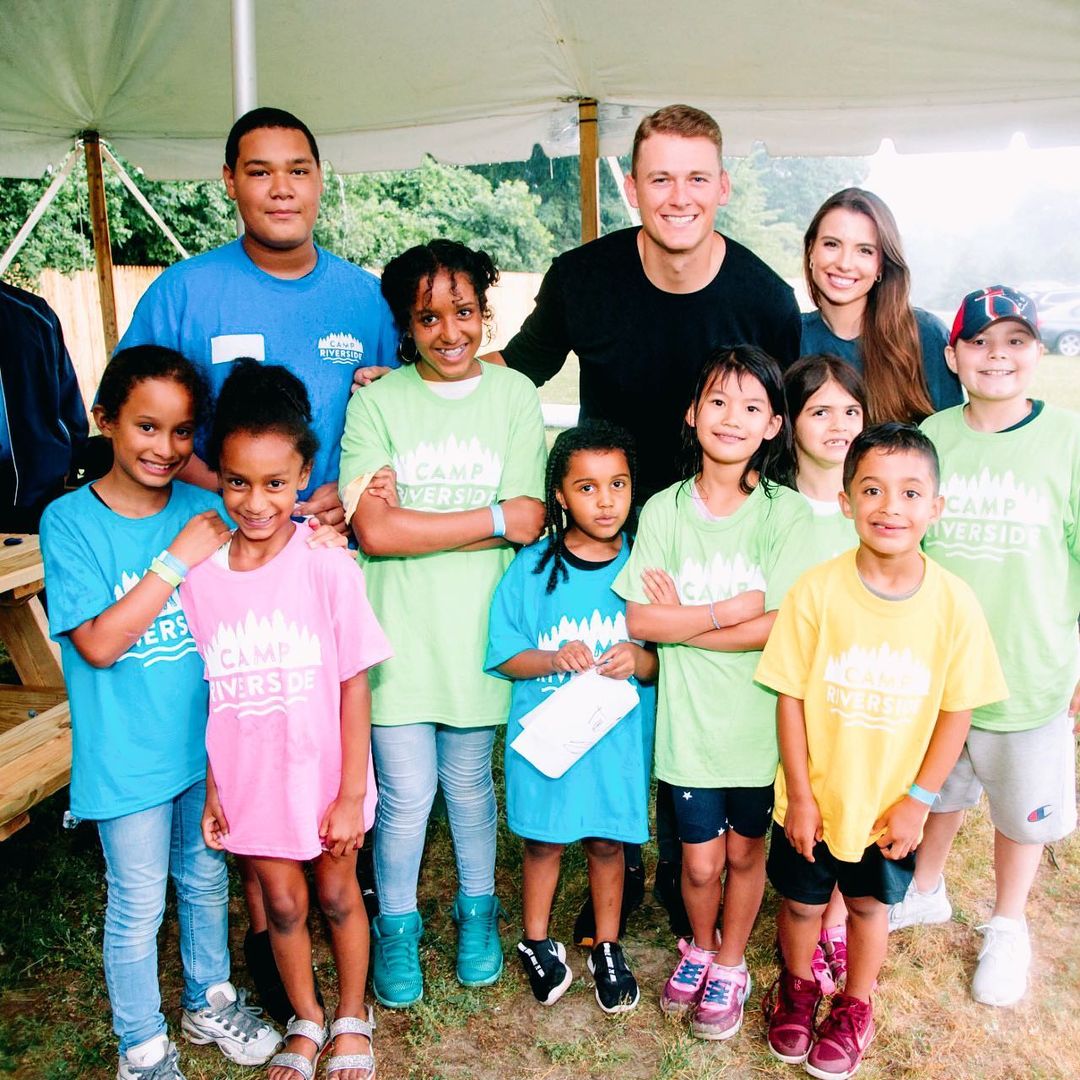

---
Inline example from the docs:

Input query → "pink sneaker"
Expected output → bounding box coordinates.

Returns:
[691,962,751,1040]
[806,993,875,1079]
[660,939,713,1016]
[823,925,847,991]
[810,942,835,995]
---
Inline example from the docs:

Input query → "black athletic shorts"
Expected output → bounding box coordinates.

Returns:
[766,820,915,906]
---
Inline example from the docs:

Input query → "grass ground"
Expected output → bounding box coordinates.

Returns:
[0,355,1075,1079]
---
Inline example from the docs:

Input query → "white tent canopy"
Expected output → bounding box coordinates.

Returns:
[2,0,1080,180]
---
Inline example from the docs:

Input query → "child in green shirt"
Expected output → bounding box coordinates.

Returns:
[891,286,1080,1009]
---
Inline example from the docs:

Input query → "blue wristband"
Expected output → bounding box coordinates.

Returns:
[908,782,939,806]
[490,503,506,539]
[157,548,189,578]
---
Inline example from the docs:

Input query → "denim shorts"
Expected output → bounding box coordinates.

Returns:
[670,783,774,843]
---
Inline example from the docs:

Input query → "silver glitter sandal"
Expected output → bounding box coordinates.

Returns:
[325,1008,375,1078]
[266,1015,327,1080]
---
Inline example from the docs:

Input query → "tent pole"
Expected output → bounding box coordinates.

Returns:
[0,144,80,278]
[578,99,600,244]
[230,0,257,236]
[231,0,258,118]
[83,131,119,357]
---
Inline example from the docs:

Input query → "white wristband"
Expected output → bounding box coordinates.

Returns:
[490,503,506,538]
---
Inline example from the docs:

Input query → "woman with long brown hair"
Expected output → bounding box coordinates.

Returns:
[800,188,962,423]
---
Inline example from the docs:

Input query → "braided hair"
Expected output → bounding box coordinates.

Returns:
[534,421,638,594]
[205,358,319,472]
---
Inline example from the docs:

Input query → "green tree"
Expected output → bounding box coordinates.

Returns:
[0,154,234,284]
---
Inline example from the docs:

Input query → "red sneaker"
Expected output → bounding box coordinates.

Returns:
[806,993,875,1079]
[763,967,822,1065]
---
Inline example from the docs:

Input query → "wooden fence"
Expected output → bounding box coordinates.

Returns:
[36,265,543,415]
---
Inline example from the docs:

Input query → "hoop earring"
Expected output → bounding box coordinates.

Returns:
[874,272,883,284]
[398,332,421,364]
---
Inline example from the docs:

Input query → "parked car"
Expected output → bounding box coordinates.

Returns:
[1040,299,1080,357]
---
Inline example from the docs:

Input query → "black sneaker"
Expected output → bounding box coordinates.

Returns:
[653,859,692,939]
[573,863,645,947]
[587,941,640,1014]
[517,938,573,1006]
[243,928,323,1028]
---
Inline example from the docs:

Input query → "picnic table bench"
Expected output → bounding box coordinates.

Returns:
[0,534,70,840]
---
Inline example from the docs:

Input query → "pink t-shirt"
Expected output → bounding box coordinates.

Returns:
[181,524,392,859]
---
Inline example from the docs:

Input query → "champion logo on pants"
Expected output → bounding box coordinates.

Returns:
[1027,805,1053,822]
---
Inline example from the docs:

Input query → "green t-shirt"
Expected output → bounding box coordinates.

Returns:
[613,480,812,787]
[799,492,858,565]
[339,363,546,727]
[922,404,1080,731]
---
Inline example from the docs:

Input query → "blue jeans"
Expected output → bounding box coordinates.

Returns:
[96,780,229,1053]
[372,723,498,915]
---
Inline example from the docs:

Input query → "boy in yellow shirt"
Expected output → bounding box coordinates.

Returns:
[756,423,1007,1079]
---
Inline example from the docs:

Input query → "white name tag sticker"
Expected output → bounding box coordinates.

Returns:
[211,334,265,365]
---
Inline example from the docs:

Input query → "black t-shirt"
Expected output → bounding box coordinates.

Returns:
[502,228,801,500]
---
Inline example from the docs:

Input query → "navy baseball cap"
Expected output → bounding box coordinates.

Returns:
[949,285,1039,347]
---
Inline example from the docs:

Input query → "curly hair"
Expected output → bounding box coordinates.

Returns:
[379,240,499,362]
[205,359,319,472]
[534,421,638,594]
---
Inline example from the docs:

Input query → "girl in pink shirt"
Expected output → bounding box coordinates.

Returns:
[181,360,391,1080]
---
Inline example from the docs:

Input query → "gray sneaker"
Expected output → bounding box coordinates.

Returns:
[117,1035,186,1080]
[181,980,282,1065]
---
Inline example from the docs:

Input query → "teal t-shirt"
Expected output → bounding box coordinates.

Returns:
[613,480,811,787]
[40,482,225,819]
[922,404,1080,731]
[339,363,546,727]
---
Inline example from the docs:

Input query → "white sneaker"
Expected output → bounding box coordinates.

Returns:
[117,1035,185,1079]
[887,875,952,932]
[180,980,282,1065]
[972,915,1031,1007]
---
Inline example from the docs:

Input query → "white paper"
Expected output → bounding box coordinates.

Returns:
[510,667,639,779]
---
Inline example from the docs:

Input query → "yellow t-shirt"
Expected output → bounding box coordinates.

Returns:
[755,549,1008,862]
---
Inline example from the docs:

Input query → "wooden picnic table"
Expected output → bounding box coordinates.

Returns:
[0,534,70,840]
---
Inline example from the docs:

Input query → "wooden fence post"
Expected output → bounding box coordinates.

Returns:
[578,99,600,244]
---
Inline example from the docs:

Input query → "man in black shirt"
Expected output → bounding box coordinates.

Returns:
[493,104,800,501]
[491,104,801,940]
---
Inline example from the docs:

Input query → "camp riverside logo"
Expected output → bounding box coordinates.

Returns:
[823,643,931,732]
[674,552,766,605]
[928,469,1049,562]
[318,331,365,365]
[535,611,630,687]
[394,435,503,511]
[204,610,322,718]
[114,570,196,667]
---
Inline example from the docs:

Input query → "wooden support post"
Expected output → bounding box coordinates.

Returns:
[578,99,600,244]
[83,131,119,356]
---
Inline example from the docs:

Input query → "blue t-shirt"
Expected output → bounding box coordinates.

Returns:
[485,538,656,844]
[800,307,962,413]
[40,482,226,820]
[118,239,399,498]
